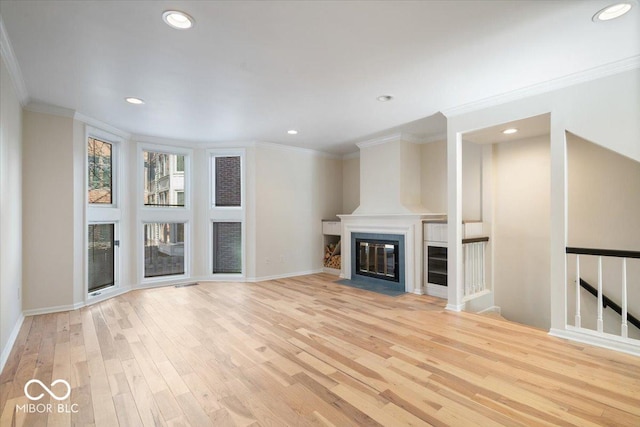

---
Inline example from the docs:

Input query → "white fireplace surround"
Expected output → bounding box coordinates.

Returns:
[338,213,445,294]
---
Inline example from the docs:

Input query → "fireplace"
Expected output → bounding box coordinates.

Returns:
[351,232,404,290]
[355,238,399,282]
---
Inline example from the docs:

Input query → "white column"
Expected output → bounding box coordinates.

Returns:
[597,256,603,333]
[446,129,464,311]
[549,117,567,332]
[621,258,628,338]
[575,254,581,328]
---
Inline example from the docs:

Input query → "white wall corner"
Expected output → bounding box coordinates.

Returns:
[0,16,29,106]
[0,313,25,374]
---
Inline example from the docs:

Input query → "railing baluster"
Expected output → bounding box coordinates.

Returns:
[464,244,469,296]
[575,254,581,328]
[597,256,603,333]
[470,243,474,294]
[480,242,485,293]
[621,258,628,338]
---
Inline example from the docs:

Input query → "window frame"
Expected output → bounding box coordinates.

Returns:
[87,221,119,294]
[138,143,193,285]
[210,151,244,210]
[85,127,123,300]
[208,148,246,278]
[141,146,190,210]
[142,221,188,279]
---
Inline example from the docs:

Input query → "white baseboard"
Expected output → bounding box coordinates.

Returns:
[1,312,25,374]
[426,283,448,299]
[250,269,323,282]
[477,305,501,315]
[22,302,84,317]
[549,327,640,357]
[322,267,341,276]
[445,303,465,312]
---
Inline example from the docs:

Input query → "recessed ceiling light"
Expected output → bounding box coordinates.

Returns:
[125,97,145,105]
[287,130,298,135]
[377,95,394,102]
[502,128,518,135]
[162,10,195,29]
[593,2,633,21]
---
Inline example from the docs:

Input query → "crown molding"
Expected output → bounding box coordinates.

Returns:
[75,112,131,140]
[25,101,75,118]
[254,140,341,159]
[442,55,640,118]
[342,151,360,160]
[420,133,447,144]
[355,132,427,149]
[355,133,401,149]
[0,15,29,106]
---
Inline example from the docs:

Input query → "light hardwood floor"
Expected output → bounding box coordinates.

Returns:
[1,273,639,426]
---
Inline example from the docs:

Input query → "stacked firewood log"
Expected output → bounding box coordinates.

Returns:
[324,241,341,269]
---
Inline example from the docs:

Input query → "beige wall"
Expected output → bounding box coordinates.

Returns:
[566,134,640,339]
[342,155,359,214]
[420,139,483,219]
[355,140,402,214]
[22,110,76,311]
[420,141,447,213]
[254,145,342,279]
[1,56,24,364]
[492,135,550,330]
[462,141,483,221]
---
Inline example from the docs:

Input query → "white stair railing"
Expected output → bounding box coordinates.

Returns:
[566,247,639,343]
[463,237,489,298]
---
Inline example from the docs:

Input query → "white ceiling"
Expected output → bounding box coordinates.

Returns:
[1,1,638,154]
[463,114,551,145]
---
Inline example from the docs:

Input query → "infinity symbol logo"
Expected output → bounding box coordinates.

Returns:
[24,379,71,401]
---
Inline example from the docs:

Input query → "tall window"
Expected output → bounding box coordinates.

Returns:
[86,130,121,297]
[144,151,185,207]
[210,150,244,276]
[88,138,112,204]
[140,145,191,282]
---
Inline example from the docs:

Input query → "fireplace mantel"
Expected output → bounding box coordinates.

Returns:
[337,212,445,294]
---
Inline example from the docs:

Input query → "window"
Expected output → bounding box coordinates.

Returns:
[213,155,241,207]
[212,222,242,273]
[87,130,122,297]
[144,222,185,278]
[88,224,116,292]
[144,151,185,207]
[88,138,112,204]
[209,150,244,276]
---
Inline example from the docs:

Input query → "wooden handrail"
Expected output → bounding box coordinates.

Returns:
[462,236,489,244]
[566,247,640,259]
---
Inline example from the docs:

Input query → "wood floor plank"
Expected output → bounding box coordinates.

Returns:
[1,273,639,426]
